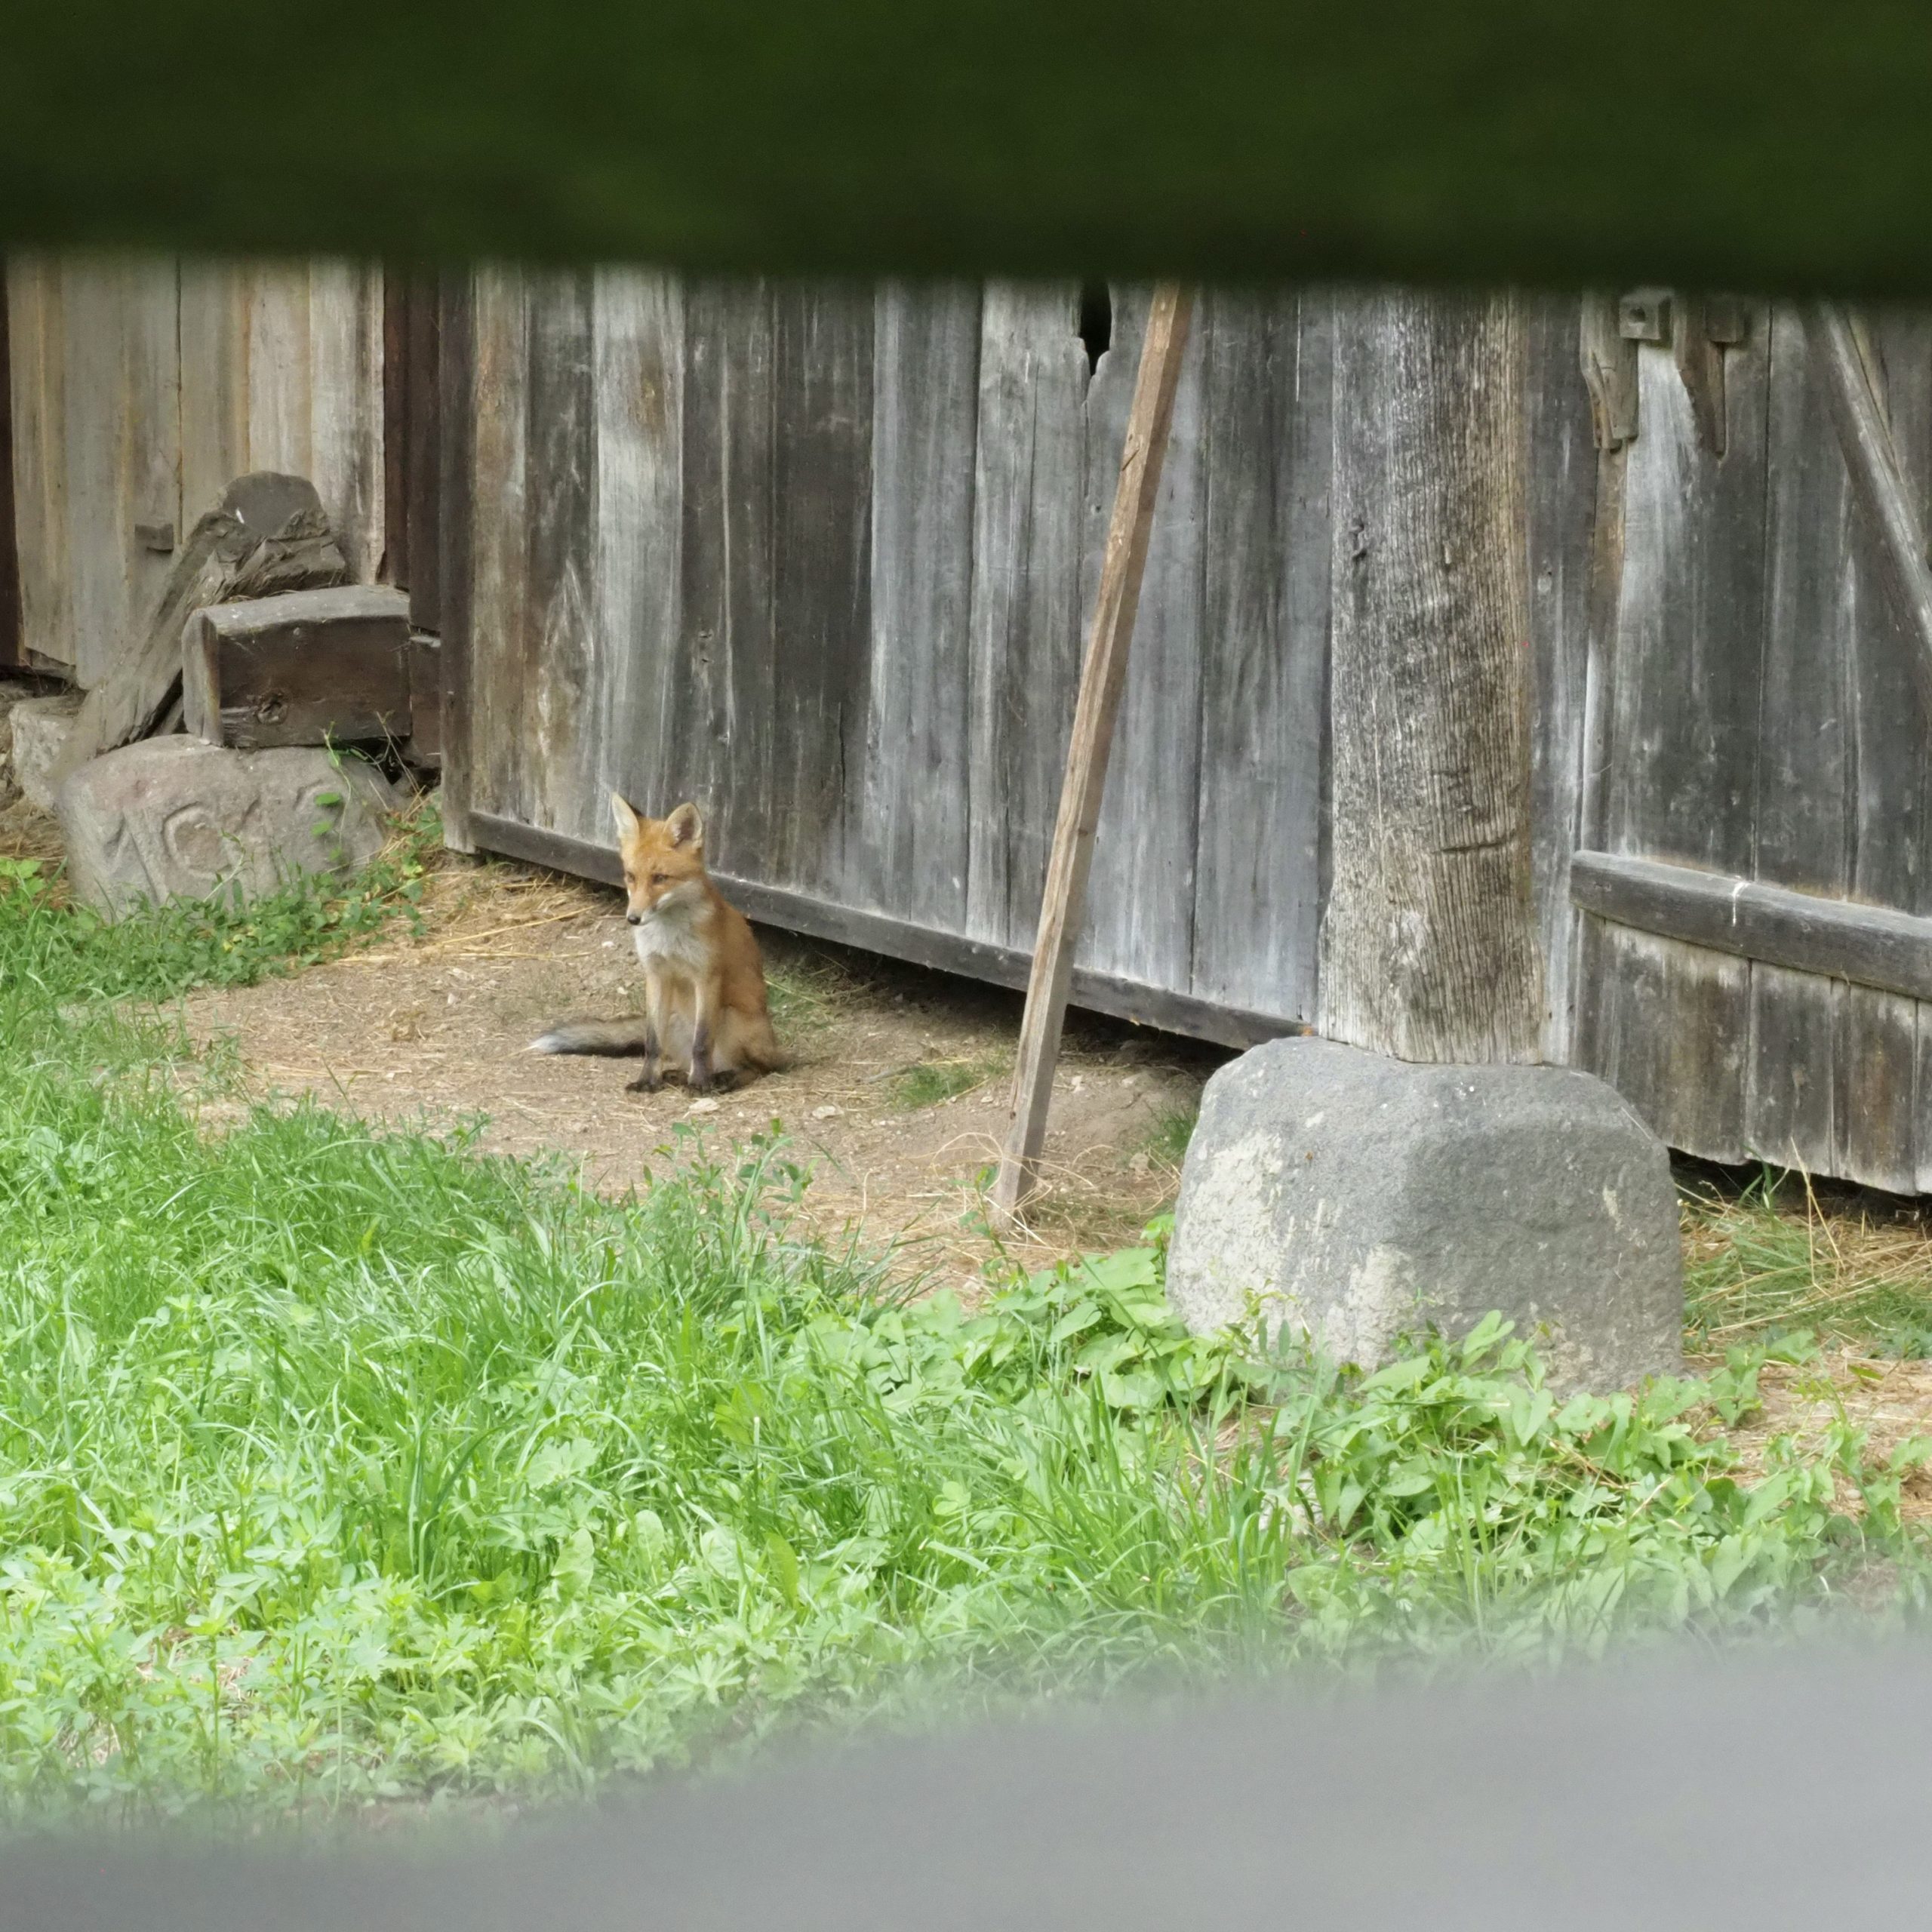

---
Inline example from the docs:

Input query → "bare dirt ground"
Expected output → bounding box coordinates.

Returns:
[172,848,1224,1291]
[20,789,1932,1467]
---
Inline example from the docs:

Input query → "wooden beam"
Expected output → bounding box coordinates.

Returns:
[467,808,1297,1052]
[1806,299,1932,715]
[1571,848,1932,1003]
[989,282,1195,1223]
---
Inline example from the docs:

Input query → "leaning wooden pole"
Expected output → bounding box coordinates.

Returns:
[990,283,1194,1225]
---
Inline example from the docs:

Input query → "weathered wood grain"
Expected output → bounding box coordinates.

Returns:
[1523,294,1599,1062]
[1078,283,1206,994]
[1188,288,1329,1023]
[5,257,71,670]
[1571,851,1932,1000]
[0,267,19,669]
[1320,289,1542,1064]
[521,270,598,836]
[594,267,685,832]
[1747,300,1853,1175]
[678,280,777,878]
[435,269,478,851]
[965,282,1089,949]
[180,260,386,587]
[466,266,533,828]
[859,281,980,928]
[8,255,183,685]
[992,284,1194,1217]
[182,583,412,749]
[1840,308,1932,1191]
[382,269,444,633]
[1585,300,1770,1161]
[770,284,873,894]
[1807,301,1932,719]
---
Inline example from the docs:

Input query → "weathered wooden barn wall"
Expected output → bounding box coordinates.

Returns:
[448,273,1598,1054]
[1574,304,1932,1195]
[448,273,1932,1193]
[449,272,1346,1040]
[5,254,383,684]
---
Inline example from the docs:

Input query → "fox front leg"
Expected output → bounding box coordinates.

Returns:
[686,983,739,1094]
[624,1026,663,1093]
[626,983,667,1093]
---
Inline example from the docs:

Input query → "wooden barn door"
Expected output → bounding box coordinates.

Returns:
[1572,296,1932,1194]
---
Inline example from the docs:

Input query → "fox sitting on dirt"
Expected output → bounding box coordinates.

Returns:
[530,795,787,1094]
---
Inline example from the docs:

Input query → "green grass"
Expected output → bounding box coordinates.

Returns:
[1140,1104,1198,1170]
[1,851,1929,1819]
[891,1055,1004,1110]
[1684,1168,1932,1356]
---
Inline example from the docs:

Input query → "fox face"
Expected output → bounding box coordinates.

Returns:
[611,795,709,926]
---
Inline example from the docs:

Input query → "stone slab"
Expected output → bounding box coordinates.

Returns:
[1166,1035,1683,1391]
[54,736,398,920]
[11,689,85,813]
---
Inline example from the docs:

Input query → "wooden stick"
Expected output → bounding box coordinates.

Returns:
[990,283,1194,1223]
[1807,300,1932,718]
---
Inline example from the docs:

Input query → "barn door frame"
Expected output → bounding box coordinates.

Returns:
[0,265,20,669]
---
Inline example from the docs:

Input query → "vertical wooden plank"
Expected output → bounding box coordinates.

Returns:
[5,256,71,669]
[769,282,873,897]
[1838,308,1932,1192]
[466,265,532,826]
[678,279,777,880]
[1576,925,1751,1152]
[436,267,478,852]
[1747,302,1853,1175]
[519,270,598,836]
[1521,294,1598,1062]
[858,280,980,928]
[595,267,685,838]
[0,262,31,667]
[383,269,445,633]
[178,259,249,524]
[303,260,384,583]
[61,254,181,688]
[1079,281,1206,994]
[244,262,313,490]
[965,281,1088,949]
[1189,287,1331,1024]
[1585,306,1771,1160]
[1866,310,1932,1193]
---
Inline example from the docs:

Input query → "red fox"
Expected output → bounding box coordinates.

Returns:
[530,795,787,1093]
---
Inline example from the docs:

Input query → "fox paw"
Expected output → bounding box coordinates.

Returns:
[626,1070,663,1094]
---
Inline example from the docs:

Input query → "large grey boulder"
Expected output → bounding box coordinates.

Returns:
[1167,1036,1682,1391]
[54,737,398,920]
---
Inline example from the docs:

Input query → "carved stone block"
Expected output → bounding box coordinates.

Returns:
[54,737,398,921]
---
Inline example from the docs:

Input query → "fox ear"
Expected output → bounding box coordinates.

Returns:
[665,801,704,850]
[610,791,641,841]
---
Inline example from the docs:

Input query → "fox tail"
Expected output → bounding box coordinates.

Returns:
[528,1018,651,1058]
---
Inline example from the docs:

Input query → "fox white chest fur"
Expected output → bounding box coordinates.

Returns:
[632,888,712,978]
